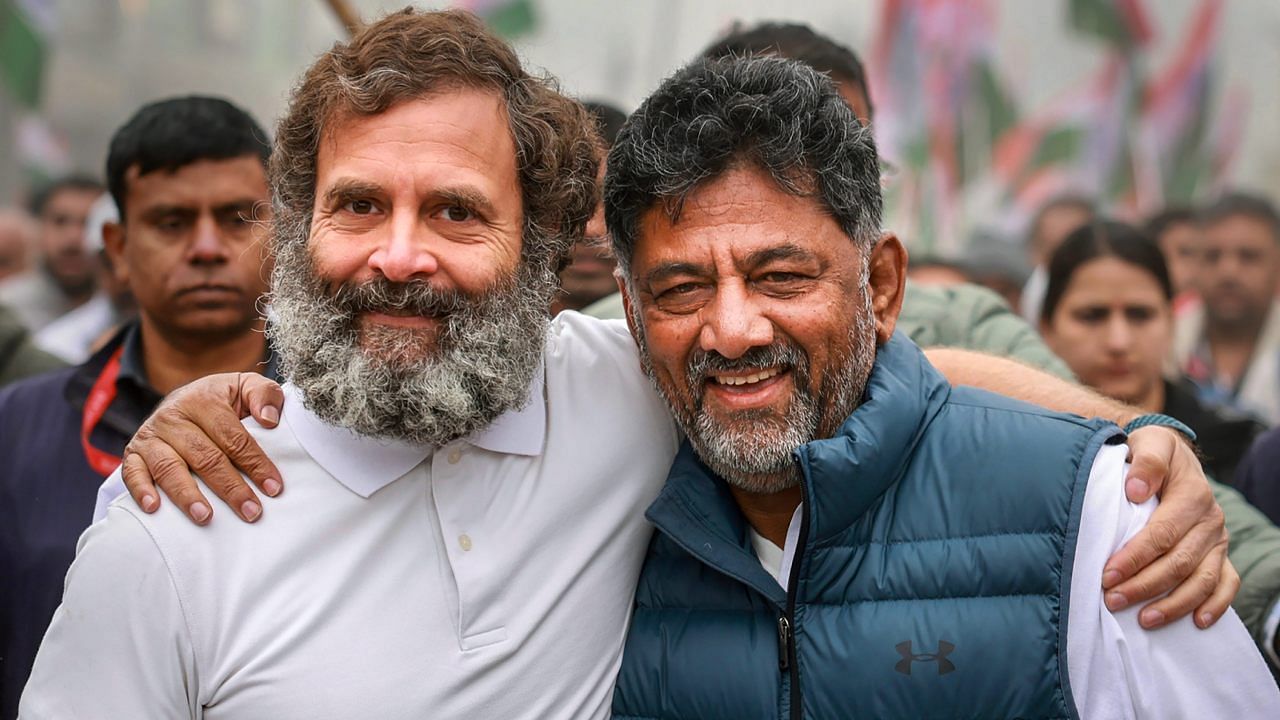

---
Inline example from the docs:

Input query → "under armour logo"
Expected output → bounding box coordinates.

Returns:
[894,640,956,676]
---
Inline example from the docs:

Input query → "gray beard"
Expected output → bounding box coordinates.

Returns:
[268,238,557,446]
[636,288,878,495]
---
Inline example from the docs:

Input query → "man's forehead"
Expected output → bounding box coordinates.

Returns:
[124,155,268,207]
[1205,215,1279,243]
[319,88,510,152]
[633,166,854,268]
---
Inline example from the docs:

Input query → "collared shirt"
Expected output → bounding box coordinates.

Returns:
[750,444,1280,717]
[24,313,680,720]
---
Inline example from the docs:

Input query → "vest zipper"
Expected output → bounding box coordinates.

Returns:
[781,478,810,720]
[776,616,791,671]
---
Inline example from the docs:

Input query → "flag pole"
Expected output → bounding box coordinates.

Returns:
[321,0,363,38]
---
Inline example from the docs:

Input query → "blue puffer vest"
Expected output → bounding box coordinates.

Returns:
[613,332,1122,720]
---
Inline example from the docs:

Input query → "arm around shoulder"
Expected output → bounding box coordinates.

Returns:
[19,507,198,719]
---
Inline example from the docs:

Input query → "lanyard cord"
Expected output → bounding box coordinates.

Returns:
[80,346,125,477]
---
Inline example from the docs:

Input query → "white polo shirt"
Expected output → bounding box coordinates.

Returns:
[21,313,679,720]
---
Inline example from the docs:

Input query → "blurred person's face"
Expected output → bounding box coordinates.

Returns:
[268,91,557,445]
[1032,205,1093,267]
[622,165,906,495]
[0,218,30,281]
[553,162,617,313]
[1199,215,1280,331]
[103,156,271,342]
[1157,220,1203,296]
[1041,257,1171,410]
[38,187,100,295]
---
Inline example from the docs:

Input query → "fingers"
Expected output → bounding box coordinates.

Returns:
[202,387,283,499]
[129,428,215,525]
[121,451,160,513]
[237,373,285,428]
[1123,426,1177,503]
[1104,439,1215,589]
[124,372,276,524]
[1104,502,1226,621]
[1133,538,1232,630]
[1193,558,1240,629]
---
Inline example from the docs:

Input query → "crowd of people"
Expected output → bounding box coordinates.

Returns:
[2,8,1280,718]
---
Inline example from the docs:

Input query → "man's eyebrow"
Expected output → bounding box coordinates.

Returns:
[742,244,820,268]
[436,185,498,217]
[640,262,709,288]
[322,179,383,205]
[137,204,195,220]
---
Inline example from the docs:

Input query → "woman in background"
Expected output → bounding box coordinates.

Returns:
[1039,220,1265,484]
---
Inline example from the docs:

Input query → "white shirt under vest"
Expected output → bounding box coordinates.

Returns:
[21,313,679,720]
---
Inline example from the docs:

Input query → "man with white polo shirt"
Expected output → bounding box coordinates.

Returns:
[20,10,674,719]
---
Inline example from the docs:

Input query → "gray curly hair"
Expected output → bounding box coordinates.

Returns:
[604,54,882,278]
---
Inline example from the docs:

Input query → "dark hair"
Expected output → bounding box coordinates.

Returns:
[581,100,627,147]
[28,175,103,216]
[270,8,599,274]
[701,21,873,119]
[1041,220,1173,323]
[605,55,881,277]
[1027,193,1095,249]
[1145,206,1197,240]
[1199,192,1280,243]
[106,95,270,217]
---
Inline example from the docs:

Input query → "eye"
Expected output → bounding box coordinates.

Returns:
[442,205,473,222]
[653,281,712,313]
[344,199,376,215]
[1071,307,1108,324]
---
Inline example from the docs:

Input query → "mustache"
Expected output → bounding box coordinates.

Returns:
[329,278,472,317]
[685,342,808,388]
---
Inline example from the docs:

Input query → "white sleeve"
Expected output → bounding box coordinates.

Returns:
[19,506,198,719]
[91,467,126,523]
[1067,443,1280,719]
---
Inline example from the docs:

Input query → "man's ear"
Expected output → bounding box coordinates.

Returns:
[867,232,908,344]
[617,271,643,345]
[101,221,129,287]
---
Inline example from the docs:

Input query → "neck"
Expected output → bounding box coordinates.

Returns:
[731,484,802,548]
[139,317,268,395]
[1137,377,1166,414]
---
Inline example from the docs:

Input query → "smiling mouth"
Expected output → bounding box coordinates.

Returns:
[711,366,783,386]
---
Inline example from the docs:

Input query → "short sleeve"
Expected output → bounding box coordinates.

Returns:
[1066,443,1280,718]
[19,506,198,719]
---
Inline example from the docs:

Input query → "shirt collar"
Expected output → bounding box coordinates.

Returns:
[281,365,547,498]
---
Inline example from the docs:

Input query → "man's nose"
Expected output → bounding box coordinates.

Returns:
[188,216,229,265]
[698,284,774,359]
[367,212,440,282]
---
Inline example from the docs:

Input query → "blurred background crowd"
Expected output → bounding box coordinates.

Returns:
[4,0,1280,710]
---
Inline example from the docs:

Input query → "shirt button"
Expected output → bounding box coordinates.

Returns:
[447,448,462,464]
[458,534,473,551]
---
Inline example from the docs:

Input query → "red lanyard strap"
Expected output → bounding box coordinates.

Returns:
[81,346,125,477]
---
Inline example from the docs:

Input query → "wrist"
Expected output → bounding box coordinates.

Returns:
[1123,413,1197,444]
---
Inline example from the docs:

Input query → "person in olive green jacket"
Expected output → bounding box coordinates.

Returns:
[0,304,66,387]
